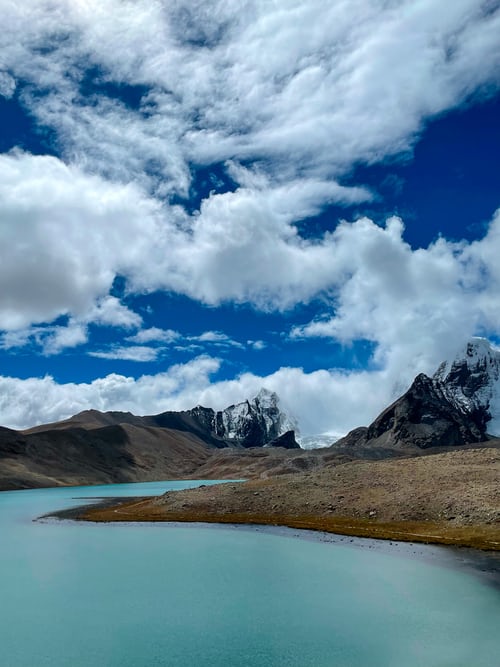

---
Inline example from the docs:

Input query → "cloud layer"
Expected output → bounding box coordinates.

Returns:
[1,0,499,322]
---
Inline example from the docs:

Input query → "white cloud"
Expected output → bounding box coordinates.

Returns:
[126,327,181,344]
[136,181,369,309]
[0,320,88,356]
[291,211,500,391]
[0,329,33,351]
[0,152,162,330]
[85,297,142,330]
[196,331,234,343]
[0,71,15,98]
[248,340,266,351]
[0,356,222,429]
[0,296,141,355]
[191,330,244,348]
[6,205,500,432]
[88,346,160,362]
[41,322,88,356]
[125,327,244,349]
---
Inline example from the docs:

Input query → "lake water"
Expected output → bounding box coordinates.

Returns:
[1,480,499,667]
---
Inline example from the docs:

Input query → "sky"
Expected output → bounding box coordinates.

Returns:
[0,0,499,437]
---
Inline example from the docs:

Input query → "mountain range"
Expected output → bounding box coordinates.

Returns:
[1,339,499,491]
[0,389,301,490]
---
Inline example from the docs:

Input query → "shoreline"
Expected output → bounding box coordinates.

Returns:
[41,496,500,590]
[77,496,500,551]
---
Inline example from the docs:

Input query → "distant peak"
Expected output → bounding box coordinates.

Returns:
[255,387,275,397]
[253,387,278,405]
[458,337,498,359]
[72,409,102,418]
[210,388,298,446]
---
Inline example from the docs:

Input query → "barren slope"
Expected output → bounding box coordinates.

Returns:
[0,424,212,490]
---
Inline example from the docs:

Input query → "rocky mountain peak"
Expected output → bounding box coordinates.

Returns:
[364,371,486,449]
[333,338,500,453]
[212,388,299,448]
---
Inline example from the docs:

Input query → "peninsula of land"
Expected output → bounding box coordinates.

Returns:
[76,447,500,551]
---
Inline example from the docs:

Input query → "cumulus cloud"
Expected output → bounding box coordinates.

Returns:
[0,153,367,325]
[4,210,500,433]
[0,295,142,355]
[139,180,371,309]
[0,71,15,98]
[291,211,500,390]
[248,340,266,351]
[0,152,165,331]
[0,320,88,356]
[0,356,222,429]
[85,297,142,330]
[40,322,88,356]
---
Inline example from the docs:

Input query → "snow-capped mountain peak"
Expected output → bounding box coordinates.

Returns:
[433,337,500,435]
[213,388,299,446]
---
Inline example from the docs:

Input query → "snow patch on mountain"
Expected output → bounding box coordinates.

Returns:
[433,337,500,435]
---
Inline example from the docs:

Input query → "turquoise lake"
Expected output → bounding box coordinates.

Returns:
[1,480,499,667]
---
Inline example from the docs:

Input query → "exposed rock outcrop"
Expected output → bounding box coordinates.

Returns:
[147,388,297,448]
[263,430,301,450]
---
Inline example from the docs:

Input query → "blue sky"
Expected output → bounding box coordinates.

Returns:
[0,1,499,435]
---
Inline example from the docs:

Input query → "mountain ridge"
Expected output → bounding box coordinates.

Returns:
[24,388,298,448]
